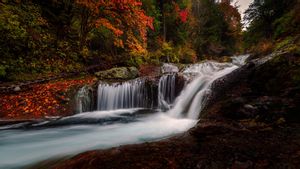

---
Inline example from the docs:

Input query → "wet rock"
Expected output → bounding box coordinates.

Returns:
[175,73,186,95]
[138,64,161,78]
[231,160,253,169]
[244,104,256,110]
[221,97,249,119]
[95,67,138,80]
[232,97,246,105]
[240,104,259,117]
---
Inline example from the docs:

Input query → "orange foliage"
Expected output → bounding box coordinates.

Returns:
[219,1,241,32]
[0,78,96,119]
[76,0,154,51]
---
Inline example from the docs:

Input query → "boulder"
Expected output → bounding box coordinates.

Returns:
[13,86,21,92]
[95,67,138,80]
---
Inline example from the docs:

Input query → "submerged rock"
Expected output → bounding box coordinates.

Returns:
[95,67,138,80]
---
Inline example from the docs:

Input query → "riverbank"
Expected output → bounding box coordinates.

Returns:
[0,76,96,119]
[49,51,300,169]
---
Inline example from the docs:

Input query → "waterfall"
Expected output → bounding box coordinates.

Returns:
[0,55,252,169]
[231,54,250,66]
[158,73,177,110]
[97,79,150,110]
[168,55,249,119]
[75,86,93,113]
[161,63,179,74]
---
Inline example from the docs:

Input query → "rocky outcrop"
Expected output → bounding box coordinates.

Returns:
[95,67,138,80]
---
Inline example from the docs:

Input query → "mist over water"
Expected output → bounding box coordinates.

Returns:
[0,55,249,169]
[0,110,197,169]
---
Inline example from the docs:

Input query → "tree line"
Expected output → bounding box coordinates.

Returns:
[1,0,273,82]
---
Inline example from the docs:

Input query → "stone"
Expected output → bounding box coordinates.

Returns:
[244,104,256,110]
[232,97,246,105]
[95,67,138,80]
[276,117,286,124]
[232,160,253,169]
[13,86,21,92]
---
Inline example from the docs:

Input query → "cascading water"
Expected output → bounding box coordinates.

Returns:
[97,79,151,110]
[168,55,250,119]
[158,73,177,110]
[167,61,237,119]
[75,86,93,113]
[161,63,179,74]
[0,55,250,169]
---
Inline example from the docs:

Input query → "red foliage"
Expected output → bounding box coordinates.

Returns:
[0,78,96,120]
[174,3,189,23]
[179,9,189,23]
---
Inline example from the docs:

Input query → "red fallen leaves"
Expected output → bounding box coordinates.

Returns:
[0,77,96,120]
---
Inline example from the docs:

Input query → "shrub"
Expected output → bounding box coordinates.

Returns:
[0,65,7,80]
[160,42,179,63]
[177,45,197,63]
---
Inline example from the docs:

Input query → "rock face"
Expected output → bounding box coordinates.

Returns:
[95,67,138,80]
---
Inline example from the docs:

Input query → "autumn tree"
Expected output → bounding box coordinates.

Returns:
[218,0,242,52]
[75,0,153,53]
[157,0,191,44]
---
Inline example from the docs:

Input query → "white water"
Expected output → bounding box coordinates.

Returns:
[161,63,179,74]
[97,79,150,110]
[158,73,177,110]
[0,110,197,169]
[75,86,93,113]
[0,55,249,169]
[168,61,240,119]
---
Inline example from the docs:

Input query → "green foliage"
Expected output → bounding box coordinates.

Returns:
[127,56,145,68]
[88,27,119,54]
[126,50,147,67]
[142,0,161,41]
[176,44,197,63]
[275,37,294,51]
[191,0,238,57]
[0,64,7,79]
[243,0,299,50]
[273,13,293,38]
[0,2,85,81]
[160,42,179,63]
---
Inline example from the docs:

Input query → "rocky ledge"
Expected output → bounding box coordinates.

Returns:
[95,67,139,80]
[47,52,300,169]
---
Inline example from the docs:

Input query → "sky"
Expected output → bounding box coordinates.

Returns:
[232,0,253,20]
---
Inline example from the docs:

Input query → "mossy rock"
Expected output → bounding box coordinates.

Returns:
[95,67,138,80]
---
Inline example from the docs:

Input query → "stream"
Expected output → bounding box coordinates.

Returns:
[0,55,249,169]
